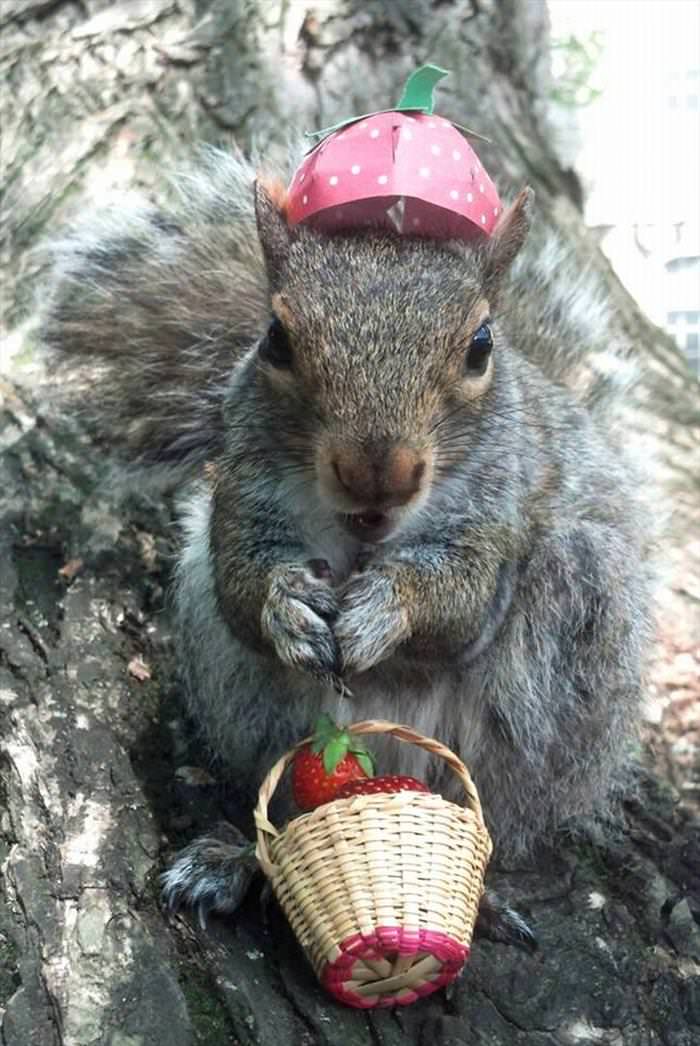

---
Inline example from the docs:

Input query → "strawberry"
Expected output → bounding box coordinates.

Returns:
[336,775,431,799]
[291,715,375,811]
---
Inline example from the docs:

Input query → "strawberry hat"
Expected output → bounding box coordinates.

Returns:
[287,65,502,242]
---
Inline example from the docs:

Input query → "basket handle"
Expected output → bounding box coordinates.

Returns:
[254,719,487,873]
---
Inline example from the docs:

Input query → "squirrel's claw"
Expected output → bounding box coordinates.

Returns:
[330,673,354,700]
[475,890,538,954]
[335,568,409,675]
[197,901,211,931]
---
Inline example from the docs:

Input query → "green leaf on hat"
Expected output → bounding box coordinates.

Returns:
[304,63,490,145]
[395,63,449,113]
[305,64,445,143]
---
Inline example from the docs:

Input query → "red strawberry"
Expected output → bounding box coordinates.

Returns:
[292,715,375,811]
[336,775,431,799]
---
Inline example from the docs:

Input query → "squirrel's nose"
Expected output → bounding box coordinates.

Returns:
[332,444,427,508]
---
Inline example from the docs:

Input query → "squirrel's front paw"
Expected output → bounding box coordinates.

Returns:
[262,562,340,677]
[336,568,409,675]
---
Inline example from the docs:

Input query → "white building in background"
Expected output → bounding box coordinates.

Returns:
[665,242,700,375]
[598,219,700,376]
[548,2,700,377]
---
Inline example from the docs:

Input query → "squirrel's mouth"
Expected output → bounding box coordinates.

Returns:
[341,510,393,543]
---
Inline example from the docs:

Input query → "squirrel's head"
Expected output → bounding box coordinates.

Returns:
[253,177,532,543]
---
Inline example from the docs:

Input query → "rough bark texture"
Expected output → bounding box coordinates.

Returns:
[1,2,699,1045]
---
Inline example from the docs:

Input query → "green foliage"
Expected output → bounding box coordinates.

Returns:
[550,32,604,108]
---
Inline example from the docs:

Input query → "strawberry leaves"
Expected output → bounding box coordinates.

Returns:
[350,748,375,777]
[309,714,375,776]
[291,715,375,810]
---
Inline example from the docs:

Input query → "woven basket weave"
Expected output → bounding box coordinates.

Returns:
[254,719,493,1009]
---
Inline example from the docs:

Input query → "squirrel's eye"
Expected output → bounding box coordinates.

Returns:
[465,322,493,375]
[259,315,293,368]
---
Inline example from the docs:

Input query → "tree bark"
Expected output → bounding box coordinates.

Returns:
[1,2,699,1044]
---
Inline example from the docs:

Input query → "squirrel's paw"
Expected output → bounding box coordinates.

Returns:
[262,562,340,677]
[161,822,258,930]
[336,568,409,675]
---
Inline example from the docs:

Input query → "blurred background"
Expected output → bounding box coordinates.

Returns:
[549,0,700,378]
[547,0,700,801]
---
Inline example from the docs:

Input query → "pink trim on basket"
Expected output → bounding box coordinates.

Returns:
[321,926,469,1008]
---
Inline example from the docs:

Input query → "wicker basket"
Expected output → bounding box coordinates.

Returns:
[254,719,493,1009]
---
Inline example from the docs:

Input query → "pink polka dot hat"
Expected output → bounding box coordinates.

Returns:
[287,64,502,242]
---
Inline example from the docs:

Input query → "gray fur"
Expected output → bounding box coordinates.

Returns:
[42,148,654,917]
[42,147,270,477]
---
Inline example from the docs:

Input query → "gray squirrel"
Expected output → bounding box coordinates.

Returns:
[42,146,653,938]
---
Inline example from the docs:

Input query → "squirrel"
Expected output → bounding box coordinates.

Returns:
[42,145,653,941]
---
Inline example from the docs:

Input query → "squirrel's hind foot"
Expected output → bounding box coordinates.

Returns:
[161,821,259,929]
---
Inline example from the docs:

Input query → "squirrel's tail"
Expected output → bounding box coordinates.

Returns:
[41,147,272,483]
[505,229,638,421]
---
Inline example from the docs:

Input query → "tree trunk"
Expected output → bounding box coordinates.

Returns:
[1,2,698,1044]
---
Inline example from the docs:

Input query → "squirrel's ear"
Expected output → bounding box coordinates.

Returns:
[255,177,292,289]
[484,187,533,290]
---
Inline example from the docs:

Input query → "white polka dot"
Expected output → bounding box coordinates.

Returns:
[377,174,388,185]
[493,207,499,216]
[419,166,431,178]
[466,192,473,202]
[299,172,305,182]
[370,128,380,138]
[329,175,338,186]
[481,214,487,224]
[430,144,441,156]
[351,164,361,175]
[427,120,436,128]
[402,127,413,140]
[449,189,459,200]
[452,150,461,161]
[479,183,485,193]
[412,217,421,227]
[302,194,308,205]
